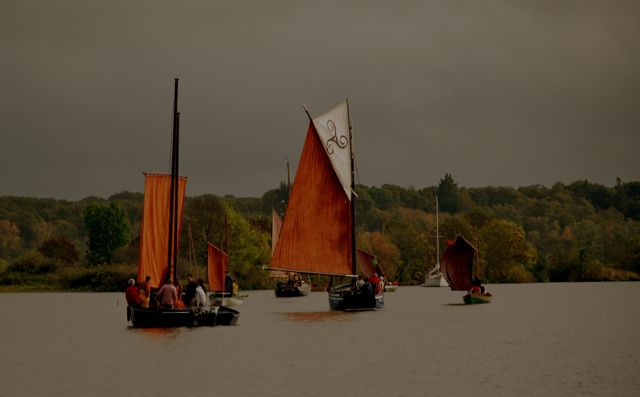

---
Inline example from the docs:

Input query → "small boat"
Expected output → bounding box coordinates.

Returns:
[275,278,312,297]
[208,213,243,306]
[441,236,492,304]
[128,79,239,327]
[463,292,492,304]
[270,101,383,311]
[384,285,397,292]
[271,209,311,297]
[421,193,448,288]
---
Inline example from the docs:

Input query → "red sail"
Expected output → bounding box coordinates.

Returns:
[137,173,187,288]
[208,243,228,293]
[441,236,475,291]
[270,122,353,276]
[356,249,376,279]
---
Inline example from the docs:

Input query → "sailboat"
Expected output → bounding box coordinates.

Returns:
[208,212,243,305]
[127,79,239,327]
[271,208,311,297]
[270,101,383,311]
[440,236,492,304]
[421,193,449,287]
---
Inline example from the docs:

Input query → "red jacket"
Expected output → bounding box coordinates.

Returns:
[125,285,141,306]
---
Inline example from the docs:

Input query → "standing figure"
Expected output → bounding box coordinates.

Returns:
[155,279,178,308]
[194,278,209,307]
[139,276,152,308]
[184,273,197,306]
[125,278,141,307]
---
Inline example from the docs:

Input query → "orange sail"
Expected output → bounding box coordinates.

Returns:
[208,242,228,293]
[138,173,187,288]
[270,122,353,276]
[441,236,475,291]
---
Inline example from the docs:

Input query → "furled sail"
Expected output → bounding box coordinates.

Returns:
[271,208,283,256]
[208,243,228,293]
[270,104,353,276]
[138,173,187,288]
[441,236,475,291]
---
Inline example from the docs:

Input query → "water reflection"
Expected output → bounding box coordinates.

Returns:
[283,311,352,323]
[129,326,185,340]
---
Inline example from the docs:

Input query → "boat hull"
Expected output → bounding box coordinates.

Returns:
[463,292,492,304]
[275,282,311,297]
[128,306,239,328]
[328,288,384,311]
[421,274,449,287]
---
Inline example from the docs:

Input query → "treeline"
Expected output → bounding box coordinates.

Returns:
[1,176,639,291]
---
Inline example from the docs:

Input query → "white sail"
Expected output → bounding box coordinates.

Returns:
[312,101,352,200]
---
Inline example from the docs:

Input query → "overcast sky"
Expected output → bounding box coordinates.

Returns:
[1,0,638,200]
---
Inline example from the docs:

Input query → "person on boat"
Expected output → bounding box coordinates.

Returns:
[155,279,178,309]
[173,279,186,309]
[125,278,141,307]
[194,278,209,307]
[356,275,365,290]
[224,271,234,296]
[184,273,197,306]
[139,276,152,308]
[369,273,381,294]
[470,278,482,294]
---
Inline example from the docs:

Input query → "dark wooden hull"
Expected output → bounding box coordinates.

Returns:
[328,285,384,311]
[275,282,311,297]
[128,306,239,328]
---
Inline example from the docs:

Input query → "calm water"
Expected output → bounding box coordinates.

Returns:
[1,283,639,396]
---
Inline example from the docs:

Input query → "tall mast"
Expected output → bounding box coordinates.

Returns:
[347,99,356,276]
[435,192,440,270]
[286,157,291,199]
[223,211,229,253]
[167,78,180,283]
[223,211,229,296]
[173,95,180,282]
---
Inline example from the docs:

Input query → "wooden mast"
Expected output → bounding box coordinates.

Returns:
[346,99,356,276]
[223,212,228,295]
[167,78,180,283]
[286,158,291,199]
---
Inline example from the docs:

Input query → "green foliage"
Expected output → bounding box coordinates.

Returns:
[59,264,136,292]
[438,173,460,213]
[2,175,640,289]
[8,250,58,275]
[260,182,290,215]
[84,202,130,265]
[225,205,271,289]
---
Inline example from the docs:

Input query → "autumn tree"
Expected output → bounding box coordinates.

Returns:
[0,220,22,259]
[479,219,537,283]
[38,236,79,264]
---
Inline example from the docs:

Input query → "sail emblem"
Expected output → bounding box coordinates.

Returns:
[324,119,348,155]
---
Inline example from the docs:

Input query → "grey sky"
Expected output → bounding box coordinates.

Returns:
[1,0,638,200]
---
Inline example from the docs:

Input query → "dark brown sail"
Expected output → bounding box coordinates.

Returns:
[441,236,475,291]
